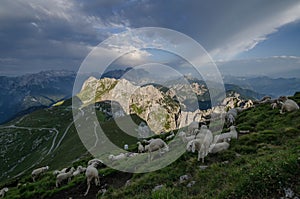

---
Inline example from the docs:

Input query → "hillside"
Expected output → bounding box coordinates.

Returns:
[0,92,299,199]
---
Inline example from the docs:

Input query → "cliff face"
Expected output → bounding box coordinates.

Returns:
[78,77,254,133]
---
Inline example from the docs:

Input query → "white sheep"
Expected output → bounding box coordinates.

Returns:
[208,142,230,154]
[145,138,169,161]
[84,162,100,196]
[56,167,75,187]
[280,99,299,114]
[195,125,213,145]
[108,153,126,161]
[31,166,49,182]
[137,142,145,153]
[187,139,208,163]
[178,131,195,143]
[166,131,175,140]
[0,187,8,198]
[214,126,238,143]
[73,166,86,177]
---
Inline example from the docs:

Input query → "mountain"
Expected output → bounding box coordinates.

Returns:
[0,92,299,199]
[0,70,76,124]
[223,76,300,98]
[77,76,262,133]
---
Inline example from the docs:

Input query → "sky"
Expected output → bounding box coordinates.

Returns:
[0,0,300,77]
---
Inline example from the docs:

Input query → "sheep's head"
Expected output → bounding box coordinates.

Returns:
[45,166,49,170]
[208,144,215,153]
[3,187,8,192]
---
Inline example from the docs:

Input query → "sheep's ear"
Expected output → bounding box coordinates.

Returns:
[192,142,196,153]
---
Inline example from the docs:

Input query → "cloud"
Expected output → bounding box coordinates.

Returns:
[1,0,300,76]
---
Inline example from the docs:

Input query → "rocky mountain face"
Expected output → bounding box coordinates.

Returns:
[0,70,76,124]
[78,76,255,133]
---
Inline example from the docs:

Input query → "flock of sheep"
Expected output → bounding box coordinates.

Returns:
[0,95,298,198]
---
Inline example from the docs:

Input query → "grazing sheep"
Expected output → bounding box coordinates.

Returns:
[279,99,299,114]
[208,142,230,154]
[56,167,75,187]
[166,131,175,140]
[195,125,213,145]
[88,158,103,166]
[84,162,100,196]
[31,166,49,182]
[214,126,238,143]
[178,131,195,143]
[0,187,8,198]
[73,166,86,177]
[137,142,144,153]
[108,153,126,161]
[146,138,169,161]
[187,134,212,163]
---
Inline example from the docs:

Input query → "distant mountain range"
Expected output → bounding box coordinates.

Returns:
[223,76,300,98]
[0,70,76,124]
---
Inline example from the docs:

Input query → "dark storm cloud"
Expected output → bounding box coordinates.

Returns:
[0,0,300,76]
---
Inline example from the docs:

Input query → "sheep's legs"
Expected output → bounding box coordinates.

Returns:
[84,179,91,196]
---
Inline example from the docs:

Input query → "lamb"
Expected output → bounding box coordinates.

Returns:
[73,166,86,177]
[108,153,126,161]
[166,131,175,140]
[84,162,100,196]
[56,167,75,187]
[137,142,145,153]
[31,166,49,182]
[208,142,230,154]
[279,99,299,114]
[178,131,196,143]
[0,187,8,198]
[145,138,169,161]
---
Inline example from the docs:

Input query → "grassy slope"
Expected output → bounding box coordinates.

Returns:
[102,92,300,199]
[1,93,300,199]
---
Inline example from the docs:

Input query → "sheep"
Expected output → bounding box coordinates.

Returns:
[73,166,86,177]
[53,170,61,176]
[178,131,196,143]
[279,99,299,114]
[31,166,49,182]
[0,187,8,198]
[137,142,145,153]
[214,126,238,143]
[145,138,169,161]
[187,126,213,163]
[195,125,213,145]
[88,158,103,166]
[208,142,230,154]
[166,131,175,140]
[108,153,126,161]
[84,162,100,196]
[56,167,75,187]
